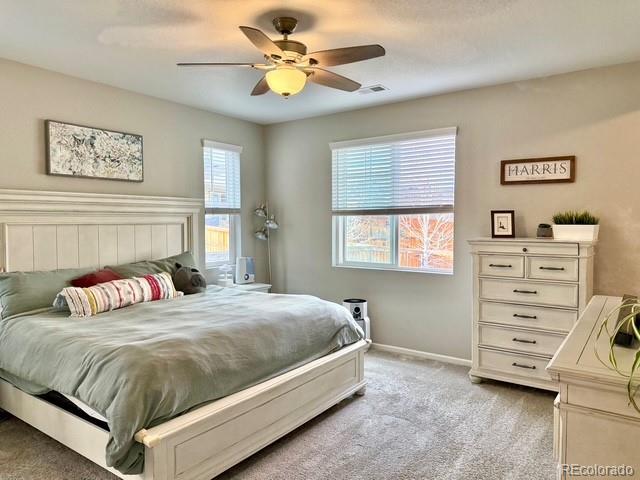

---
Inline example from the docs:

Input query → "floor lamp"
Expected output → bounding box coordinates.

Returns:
[253,203,279,285]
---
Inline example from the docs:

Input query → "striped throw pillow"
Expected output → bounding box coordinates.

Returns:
[55,272,183,317]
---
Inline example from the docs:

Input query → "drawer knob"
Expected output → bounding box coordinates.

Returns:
[513,289,538,294]
[512,362,536,370]
[513,313,537,319]
[522,247,528,253]
[489,263,512,268]
[539,266,565,271]
[513,337,537,344]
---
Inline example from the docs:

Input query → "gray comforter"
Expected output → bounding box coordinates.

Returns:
[0,287,362,474]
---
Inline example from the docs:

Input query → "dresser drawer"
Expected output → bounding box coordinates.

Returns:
[480,278,578,308]
[565,383,640,421]
[474,241,578,256]
[479,255,524,278]
[479,301,577,332]
[479,324,565,357]
[478,348,553,382]
[527,256,579,282]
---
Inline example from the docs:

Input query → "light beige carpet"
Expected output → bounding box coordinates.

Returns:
[0,350,555,480]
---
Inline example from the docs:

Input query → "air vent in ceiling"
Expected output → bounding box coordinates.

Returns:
[357,84,389,95]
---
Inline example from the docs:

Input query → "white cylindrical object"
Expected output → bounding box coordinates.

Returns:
[235,257,256,284]
[343,298,367,319]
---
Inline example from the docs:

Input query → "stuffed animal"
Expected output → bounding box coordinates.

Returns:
[173,263,207,295]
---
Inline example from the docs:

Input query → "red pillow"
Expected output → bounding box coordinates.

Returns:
[71,269,123,288]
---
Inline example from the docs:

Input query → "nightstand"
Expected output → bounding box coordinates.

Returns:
[229,283,272,293]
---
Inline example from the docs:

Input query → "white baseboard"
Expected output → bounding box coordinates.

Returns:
[370,342,472,367]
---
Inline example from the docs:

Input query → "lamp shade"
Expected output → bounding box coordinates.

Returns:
[266,65,306,97]
[254,228,268,241]
[265,215,279,230]
[254,205,267,218]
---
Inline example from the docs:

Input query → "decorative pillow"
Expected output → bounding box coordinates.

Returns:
[54,272,183,317]
[71,269,123,288]
[106,251,197,279]
[0,267,94,319]
[173,263,207,295]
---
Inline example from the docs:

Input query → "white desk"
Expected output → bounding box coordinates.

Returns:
[547,295,640,479]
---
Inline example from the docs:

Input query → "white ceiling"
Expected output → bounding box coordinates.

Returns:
[1,0,640,124]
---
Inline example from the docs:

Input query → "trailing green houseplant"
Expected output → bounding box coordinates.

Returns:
[552,210,600,241]
[595,299,640,412]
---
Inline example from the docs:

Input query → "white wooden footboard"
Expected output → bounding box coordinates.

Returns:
[137,340,367,480]
[0,340,368,480]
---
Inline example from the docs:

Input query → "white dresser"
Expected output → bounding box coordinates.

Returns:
[548,296,640,479]
[468,238,595,391]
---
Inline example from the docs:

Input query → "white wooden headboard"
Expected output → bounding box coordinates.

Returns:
[0,189,202,272]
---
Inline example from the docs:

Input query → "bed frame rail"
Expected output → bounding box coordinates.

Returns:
[0,340,368,480]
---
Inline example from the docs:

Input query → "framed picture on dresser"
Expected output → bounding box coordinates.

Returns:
[491,210,515,238]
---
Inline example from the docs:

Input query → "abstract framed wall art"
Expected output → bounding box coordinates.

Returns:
[46,120,143,182]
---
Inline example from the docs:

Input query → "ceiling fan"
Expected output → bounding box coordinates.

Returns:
[177,16,385,98]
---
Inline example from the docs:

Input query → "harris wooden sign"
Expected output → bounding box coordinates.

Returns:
[500,156,575,185]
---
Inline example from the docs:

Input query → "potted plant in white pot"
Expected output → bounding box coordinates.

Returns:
[552,210,599,241]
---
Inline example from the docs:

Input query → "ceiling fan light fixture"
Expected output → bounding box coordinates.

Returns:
[265,64,306,97]
[178,17,386,98]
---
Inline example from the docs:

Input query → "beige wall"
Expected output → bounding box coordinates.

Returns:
[4,56,640,360]
[265,61,640,360]
[0,58,267,279]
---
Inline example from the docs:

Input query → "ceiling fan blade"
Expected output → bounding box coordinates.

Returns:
[306,68,361,92]
[177,62,260,67]
[304,44,385,66]
[251,77,270,96]
[239,26,285,59]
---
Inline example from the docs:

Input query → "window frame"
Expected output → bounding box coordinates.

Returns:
[202,139,242,269]
[330,127,456,275]
[332,212,454,275]
[204,212,241,269]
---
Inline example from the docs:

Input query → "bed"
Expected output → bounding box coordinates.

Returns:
[0,189,368,480]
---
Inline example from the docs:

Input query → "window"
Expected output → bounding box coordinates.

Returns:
[203,140,241,267]
[331,127,456,274]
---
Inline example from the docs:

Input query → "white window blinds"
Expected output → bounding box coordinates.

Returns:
[331,127,456,215]
[203,140,242,214]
